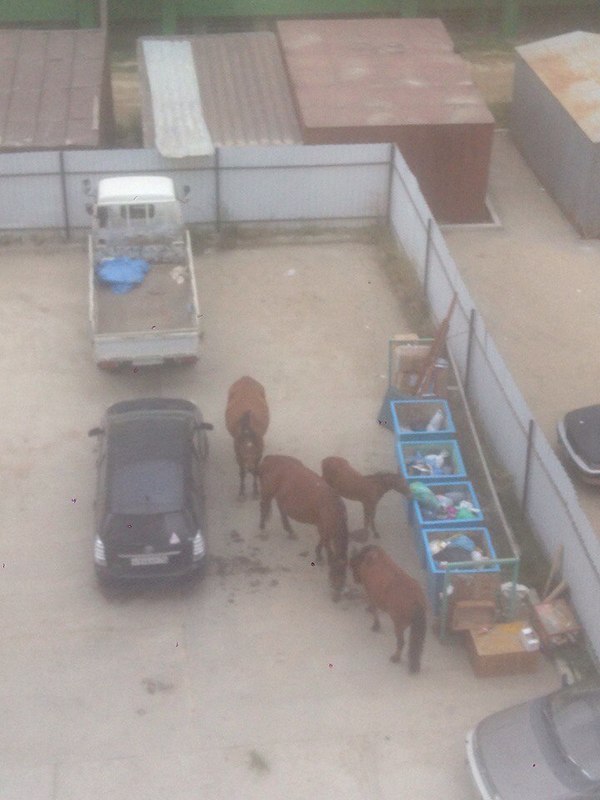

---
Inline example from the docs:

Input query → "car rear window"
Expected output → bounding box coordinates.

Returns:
[110,460,184,514]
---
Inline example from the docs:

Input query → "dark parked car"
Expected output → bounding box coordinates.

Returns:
[88,398,213,583]
[557,404,600,484]
[466,683,600,800]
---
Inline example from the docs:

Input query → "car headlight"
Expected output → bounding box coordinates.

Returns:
[94,536,107,565]
[192,530,205,560]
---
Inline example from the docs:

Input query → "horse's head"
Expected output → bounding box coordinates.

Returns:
[373,471,410,496]
[235,412,263,472]
[349,544,376,583]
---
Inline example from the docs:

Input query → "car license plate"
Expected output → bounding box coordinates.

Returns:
[130,554,169,566]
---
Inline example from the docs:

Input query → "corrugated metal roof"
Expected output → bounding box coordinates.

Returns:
[138,32,301,152]
[141,39,214,158]
[0,28,108,150]
[516,32,600,143]
[276,18,493,130]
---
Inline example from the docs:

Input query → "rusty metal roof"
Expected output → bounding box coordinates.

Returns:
[276,18,493,132]
[516,32,600,143]
[138,32,301,154]
[0,28,108,150]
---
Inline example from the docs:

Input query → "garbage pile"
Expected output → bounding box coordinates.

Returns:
[410,481,480,521]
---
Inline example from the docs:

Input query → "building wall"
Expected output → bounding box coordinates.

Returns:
[511,57,600,238]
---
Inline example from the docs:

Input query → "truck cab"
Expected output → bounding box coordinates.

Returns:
[90,176,188,253]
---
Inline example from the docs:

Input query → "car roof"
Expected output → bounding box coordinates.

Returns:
[105,410,194,515]
[108,415,191,465]
[564,404,600,465]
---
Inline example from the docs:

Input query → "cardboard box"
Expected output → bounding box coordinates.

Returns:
[451,600,496,632]
[467,621,540,677]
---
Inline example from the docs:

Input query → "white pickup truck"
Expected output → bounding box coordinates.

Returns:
[86,175,202,369]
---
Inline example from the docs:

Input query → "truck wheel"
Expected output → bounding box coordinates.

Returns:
[98,360,121,371]
[173,355,198,367]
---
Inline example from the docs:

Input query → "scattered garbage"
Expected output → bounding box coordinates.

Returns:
[410,481,480,521]
[428,532,487,566]
[405,448,455,477]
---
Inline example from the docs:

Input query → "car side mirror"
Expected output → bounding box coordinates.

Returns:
[88,427,103,437]
[197,422,213,431]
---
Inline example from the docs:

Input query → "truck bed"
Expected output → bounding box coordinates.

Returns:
[95,260,197,336]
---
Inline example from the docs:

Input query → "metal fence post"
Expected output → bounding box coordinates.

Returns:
[464,308,476,399]
[58,150,70,241]
[522,419,535,516]
[215,147,221,234]
[423,218,432,301]
[386,143,394,221]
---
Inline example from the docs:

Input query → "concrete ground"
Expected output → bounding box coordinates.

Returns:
[443,129,600,536]
[0,237,558,799]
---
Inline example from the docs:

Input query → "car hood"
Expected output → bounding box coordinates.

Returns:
[473,700,582,800]
[563,405,600,468]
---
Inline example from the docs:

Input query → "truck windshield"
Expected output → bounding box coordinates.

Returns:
[97,202,182,231]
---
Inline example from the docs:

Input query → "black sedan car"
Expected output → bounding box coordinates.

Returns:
[467,683,600,800]
[557,404,600,484]
[89,398,213,583]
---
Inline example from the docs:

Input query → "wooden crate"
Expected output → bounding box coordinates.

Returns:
[467,621,540,677]
[531,599,581,649]
[451,600,496,632]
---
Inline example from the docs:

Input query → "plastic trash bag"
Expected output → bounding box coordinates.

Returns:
[95,257,150,294]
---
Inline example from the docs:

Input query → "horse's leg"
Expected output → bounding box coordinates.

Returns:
[363,501,379,538]
[252,469,260,499]
[238,463,246,499]
[259,491,272,529]
[390,619,406,663]
[276,499,297,539]
[315,529,331,564]
[368,605,381,632]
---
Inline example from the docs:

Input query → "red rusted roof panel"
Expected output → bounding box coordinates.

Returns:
[0,28,108,150]
[277,18,493,131]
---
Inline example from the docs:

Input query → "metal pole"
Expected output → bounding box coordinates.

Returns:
[215,147,221,234]
[58,150,70,241]
[464,308,476,400]
[386,143,394,222]
[423,218,432,301]
[522,419,535,516]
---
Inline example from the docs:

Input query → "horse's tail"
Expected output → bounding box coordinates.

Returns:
[408,603,426,674]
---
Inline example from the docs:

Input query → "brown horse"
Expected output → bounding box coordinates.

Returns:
[321,456,410,538]
[259,454,349,600]
[350,544,426,673]
[225,376,269,498]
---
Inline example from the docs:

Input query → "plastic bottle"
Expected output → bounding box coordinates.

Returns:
[426,409,444,431]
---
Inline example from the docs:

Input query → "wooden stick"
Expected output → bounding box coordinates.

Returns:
[544,580,569,603]
[415,293,458,396]
[542,544,564,600]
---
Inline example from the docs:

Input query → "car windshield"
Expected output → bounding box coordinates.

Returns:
[110,460,184,515]
[546,688,600,781]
